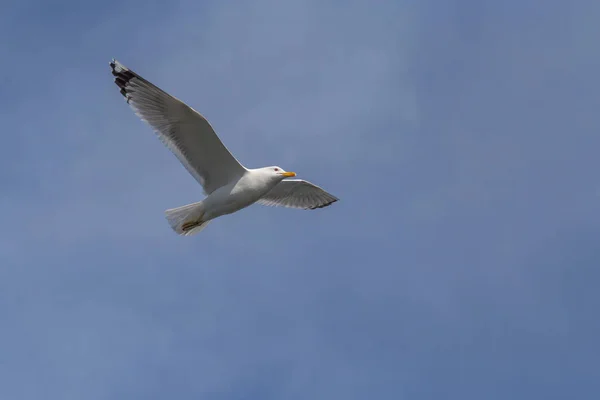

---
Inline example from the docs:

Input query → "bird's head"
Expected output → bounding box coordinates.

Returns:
[263,166,296,180]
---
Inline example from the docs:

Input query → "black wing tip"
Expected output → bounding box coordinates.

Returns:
[307,197,339,210]
[109,58,124,76]
[109,58,135,102]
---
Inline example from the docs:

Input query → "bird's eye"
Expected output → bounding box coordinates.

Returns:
[274,168,279,171]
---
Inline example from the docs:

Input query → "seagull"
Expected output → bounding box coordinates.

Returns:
[109,59,338,236]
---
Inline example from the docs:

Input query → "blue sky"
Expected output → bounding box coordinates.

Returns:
[1,0,599,398]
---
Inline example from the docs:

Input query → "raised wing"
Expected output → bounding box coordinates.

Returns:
[257,179,338,210]
[110,59,246,194]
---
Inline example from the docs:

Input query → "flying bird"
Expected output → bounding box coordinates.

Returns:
[109,59,338,236]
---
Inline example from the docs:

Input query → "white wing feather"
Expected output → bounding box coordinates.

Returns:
[110,59,246,194]
[257,179,338,210]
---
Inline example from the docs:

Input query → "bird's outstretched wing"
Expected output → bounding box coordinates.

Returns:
[257,179,338,209]
[110,59,246,194]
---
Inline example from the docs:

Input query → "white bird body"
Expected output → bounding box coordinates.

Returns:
[110,59,338,236]
[203,168,284,220]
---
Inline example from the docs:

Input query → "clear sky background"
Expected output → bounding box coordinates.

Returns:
[1,0,599,399]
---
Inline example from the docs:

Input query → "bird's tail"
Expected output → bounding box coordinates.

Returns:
[165,201,211,236]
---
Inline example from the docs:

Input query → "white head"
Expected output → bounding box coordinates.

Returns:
[256,166,296,181]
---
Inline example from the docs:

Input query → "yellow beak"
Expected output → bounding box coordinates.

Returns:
[280,171,296,178]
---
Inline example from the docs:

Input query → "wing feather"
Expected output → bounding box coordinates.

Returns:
[110,59,246,194]
[257,179,338,210]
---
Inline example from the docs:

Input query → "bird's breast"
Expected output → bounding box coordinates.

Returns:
[203,174,275,218]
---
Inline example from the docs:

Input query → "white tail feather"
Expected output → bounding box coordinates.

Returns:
[164,201,211,236]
